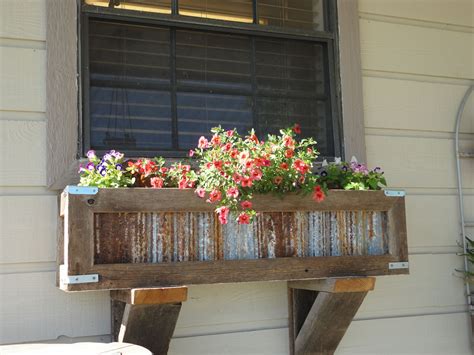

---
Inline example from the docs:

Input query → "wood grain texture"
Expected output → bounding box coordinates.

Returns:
[0,47,45,112]
[295,291,368,355]
[359,0,474,28]
[288,288,318,355]
[337,0,367,163]
[111,287,188,305]
[362,76,474,134]
[46,0,80,190]
[0,0,46,41]
[360,19,474,79]
[289,277,375,293]
[0,121,46,186]
[119,303,182,355]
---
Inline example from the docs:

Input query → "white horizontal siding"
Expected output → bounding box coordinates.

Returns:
[0,0,46,41]
[360,19,474,79]
[359,0,474,28]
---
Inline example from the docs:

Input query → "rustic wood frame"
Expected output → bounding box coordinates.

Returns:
[46,0,366,190]
[59,189,408,292]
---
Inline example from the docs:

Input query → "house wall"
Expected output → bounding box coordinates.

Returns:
[0,0,473,353]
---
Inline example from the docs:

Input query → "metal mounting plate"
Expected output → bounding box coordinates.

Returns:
[384,190,406,197]
[389,262,409,270]
[66,185,98,195]
[62,274,99,285]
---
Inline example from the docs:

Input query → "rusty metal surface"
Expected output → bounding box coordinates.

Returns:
[94,211,388,264]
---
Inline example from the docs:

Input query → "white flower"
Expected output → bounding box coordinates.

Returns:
[350,156,358,164]
[322,159,328,167]
[334,157,342,165]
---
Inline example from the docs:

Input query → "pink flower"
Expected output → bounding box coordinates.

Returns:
[198,136,209,149]
[178,178,189,189]
[280,162,288,170]
[223,142,232,152]
[226,130,234,137]
[188,149,195,157]
[230,149,239,159]
[216,206,230,225]
[226,186,239,198]
[233,173,242,184]
[293,159,309,174]
[250,169,262,180]
[273,176,283,185]
[237,212,251,224]
[150,177,164,188]
[213,160,223,170]
[207,189,222,203]
[241,200,252,209]
[211,134,221,146]
[239,151,249,162]
[284,136,295,149]
[195,187,206,198]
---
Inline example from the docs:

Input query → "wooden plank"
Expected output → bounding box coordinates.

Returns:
[46,0,80,190]
[64,254,407,291]
[119,303,182,355]
[0,271,110,344]
[360,19,474,79]
[294,291,369,354]
[289,277,375,293]
[362,77,474,134]
[0,121,46,186]
[288,288,318,355]
[359,0,474,28]
[74,189,398,213]
[337,0,367,163]
[366,135,474,189]
[111,287,188,305]
[0,0,46,41]
[0,47,45,112]
[0,195,57,264]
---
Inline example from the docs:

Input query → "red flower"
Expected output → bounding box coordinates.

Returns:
[293,123,301,134]
[283,136,295,149]
[285,149,294,158]
[226,186,239,198]
[226,130,234,137]
[207,189,222,203]
[241,177,253,187]
[280,162,288,170]
[312,185,325,202]
[273,176,283,185]
[178,178,189,189]
[198,136,209,149]
[241,200,252,209]
[223,143,232,152]
[237,212,251,224]
[230,149,239,159]
[150,177,164,188]
[213,160,223,170]
[249,134,259,144]
[293,159,309,174]
[239,151,249,162]
[195,187,206,198]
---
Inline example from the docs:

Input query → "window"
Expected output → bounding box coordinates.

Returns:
[81,0,341,158]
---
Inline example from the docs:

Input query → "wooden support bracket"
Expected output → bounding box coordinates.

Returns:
[288,277,375,355]
[111,286,188,355]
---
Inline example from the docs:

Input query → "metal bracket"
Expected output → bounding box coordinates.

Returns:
[389,262,409,270]
[384,190,406,197]
[60,265,99,285]
[66,185,98,195]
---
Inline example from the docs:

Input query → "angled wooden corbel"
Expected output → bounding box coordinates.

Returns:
[111,286,188,355]
[288,277,375,355]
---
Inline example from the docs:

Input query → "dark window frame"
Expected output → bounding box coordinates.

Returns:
[79,0,343,159]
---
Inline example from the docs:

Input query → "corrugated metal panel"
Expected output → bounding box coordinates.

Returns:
[94,211,388,264]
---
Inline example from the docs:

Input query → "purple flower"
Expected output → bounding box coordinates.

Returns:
[373,166,383,173]
[86,150,96,160]
[351,162,369,175]
[115,164,123,171]
[86,162,95,171]
[341,166,348,172]
[320,171,328,177]
[78,164,84,173]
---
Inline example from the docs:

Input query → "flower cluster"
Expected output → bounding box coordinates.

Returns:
[78,124,388,225]
[191,125,324,224]
[78,150,134,188]
[317,157,386,191]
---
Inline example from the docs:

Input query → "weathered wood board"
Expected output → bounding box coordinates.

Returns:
[58,188,408,291]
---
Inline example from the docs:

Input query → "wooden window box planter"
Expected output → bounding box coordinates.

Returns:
[58,187,408,292]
